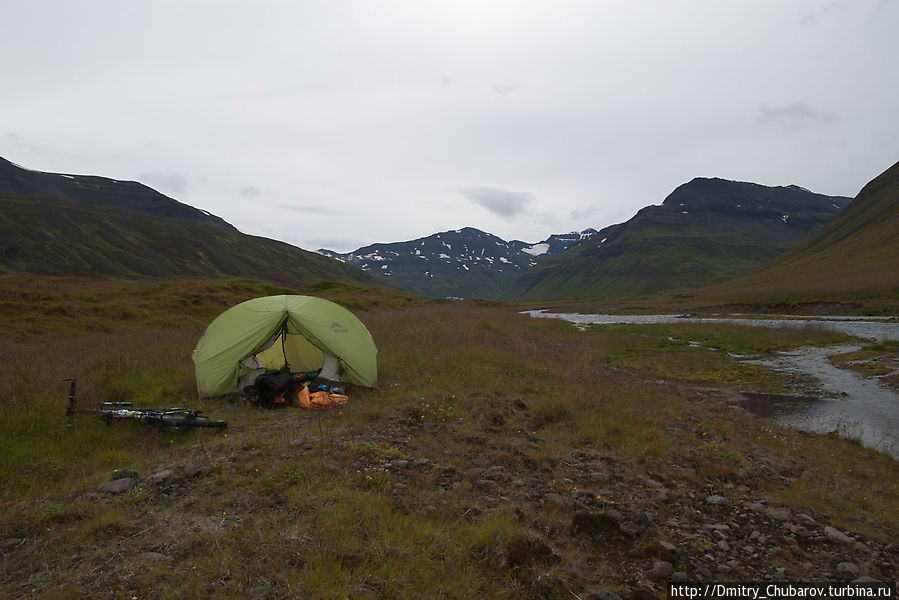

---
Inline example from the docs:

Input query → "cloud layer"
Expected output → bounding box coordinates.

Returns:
[1,1,897,253]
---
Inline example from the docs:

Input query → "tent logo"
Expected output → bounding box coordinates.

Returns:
[331,322,349,334]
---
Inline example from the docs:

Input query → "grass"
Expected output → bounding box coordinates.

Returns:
[829,340,899,391]
[1,277,897,597]
[583,321,853,391]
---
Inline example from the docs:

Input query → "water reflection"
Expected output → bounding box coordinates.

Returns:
[526,311,899,459]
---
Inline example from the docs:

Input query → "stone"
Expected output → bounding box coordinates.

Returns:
[797,513,818,528]
[182,463,203,478]
[658,541,677,553]
[836,562,859,580]
[147,469,176,485]
[706,495,729,505]
[462,467,485,480]
[95,478,136,493]
[112,469,138,480]
[671,572,689,583]
[506,532,558,569]
[765,506,792,521]
[594,590,621,600]
[571,511,628,541]
[649,561,674,581]
[824,526,853,544]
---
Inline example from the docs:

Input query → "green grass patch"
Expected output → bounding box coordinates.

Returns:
[829,341,899,388]
[586,321,853,390]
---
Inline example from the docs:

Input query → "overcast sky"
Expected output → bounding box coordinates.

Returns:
[2,1,897,252]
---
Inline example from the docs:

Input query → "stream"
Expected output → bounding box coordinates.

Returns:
[525,311,899,459]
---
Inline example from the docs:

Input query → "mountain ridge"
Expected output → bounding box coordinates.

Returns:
[692,159,899,304]
[509,177,852,299]
[0,157,380,289]
[318,227,597,299]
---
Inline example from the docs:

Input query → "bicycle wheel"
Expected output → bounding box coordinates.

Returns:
[160,413,227,429]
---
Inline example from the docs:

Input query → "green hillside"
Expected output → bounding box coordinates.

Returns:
[695,159,899,305]
[0,158,379,289]
[510,178,849,300]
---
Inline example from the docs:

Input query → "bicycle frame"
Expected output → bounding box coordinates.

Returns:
[65,378,227,430]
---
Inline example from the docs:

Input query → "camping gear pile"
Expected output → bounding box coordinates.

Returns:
[245,373,348,410]
[192,295,377,410]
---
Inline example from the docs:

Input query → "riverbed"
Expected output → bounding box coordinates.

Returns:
[525,311,899,459]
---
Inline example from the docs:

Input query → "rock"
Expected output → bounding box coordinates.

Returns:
[571,511,628,541]
[765,506,792,521]
[620,520,647,539]
[716,541,730,552]
[388,460,410,469]
[797,513,817,528]
[471,456,493,469]
[658,541,677,553]
[506,532,558,569]
[747,502,766,512]
[182,463,203,478]
[95,478,136,493]
[836,562,859,580]
[112,469,138,480]
[462,467,485,480]
[594,590,621,600]
[824,526,853,545]
[649,560,674,581]
[574,489,598,502]
[147,469,176,485]
[647,540,679,563]
[0,538,23,550]
[706,495,729,506]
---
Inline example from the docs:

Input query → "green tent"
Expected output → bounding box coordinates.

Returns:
[192,295,377,397]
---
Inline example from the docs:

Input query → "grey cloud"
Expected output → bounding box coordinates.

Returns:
[458,187,534,218]
[277,203,342,216]
[240,185,261,198]
[493,83,522,95]
[138,171,190,195]
[800,2,839,25]
[570,205,599,220]
[758,102,839,129]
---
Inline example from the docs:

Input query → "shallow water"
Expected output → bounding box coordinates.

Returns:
[744,345,898,458]
[526,311,899,458]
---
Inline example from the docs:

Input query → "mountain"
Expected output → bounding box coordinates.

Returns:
[319,227,596,299]
[510,178,852,299]
[694,160,899,304]
[510,229,598,257]
[0,157,379,288]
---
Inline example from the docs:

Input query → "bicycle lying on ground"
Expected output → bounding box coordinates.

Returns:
[65,378,227,430]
